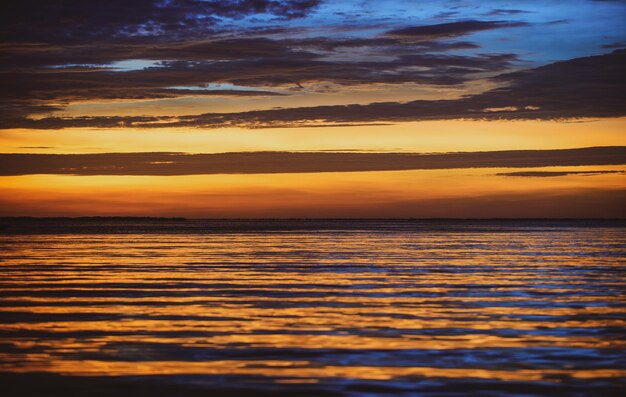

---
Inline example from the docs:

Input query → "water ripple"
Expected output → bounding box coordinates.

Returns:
[0,220,625,396]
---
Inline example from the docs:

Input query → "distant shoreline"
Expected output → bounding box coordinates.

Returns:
[2,218,625,235]
[1,217,625,221]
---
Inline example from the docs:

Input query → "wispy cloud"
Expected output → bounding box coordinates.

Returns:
[385,20,528,40]
[497,170,625,177]
[482,9,530,17]
[6,49,623,130]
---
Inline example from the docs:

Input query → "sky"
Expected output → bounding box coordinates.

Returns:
[0,0,625,218]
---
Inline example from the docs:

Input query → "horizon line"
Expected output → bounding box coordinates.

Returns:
[2,217,625,221]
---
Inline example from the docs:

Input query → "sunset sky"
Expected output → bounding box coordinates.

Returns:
[1,0,625,217]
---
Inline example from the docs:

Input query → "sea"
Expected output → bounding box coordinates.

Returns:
[1,219,625,396]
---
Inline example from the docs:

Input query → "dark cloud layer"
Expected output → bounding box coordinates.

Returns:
[482,9,530,17]
[0,0,321,44]
[1,2,622,130]
[385,20,528,39]
[156,49,626,128]
[7,49,622,130]
[497,170,625,177]
[0,1,322,123]
[0,1,540,127]
[1,147,624,176]
[0,38,519,123]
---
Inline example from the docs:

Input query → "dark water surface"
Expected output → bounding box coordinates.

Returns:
[1,219,625,396]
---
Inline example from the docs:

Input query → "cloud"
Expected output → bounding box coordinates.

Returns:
[4,49,623,130]
[385,20,528,40]
[0,1,322,44]
[482,9,530,17]
[154,49,626,127]
[0,48,516,125]
[497,170,625,177]
[1,147,624,176]
[0,1,617,130]
[1,12,531,126]
[602,41,626,49]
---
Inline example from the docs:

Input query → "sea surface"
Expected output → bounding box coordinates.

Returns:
[0,219,625,396]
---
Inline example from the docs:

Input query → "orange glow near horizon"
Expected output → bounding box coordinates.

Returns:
[1,119,625,218]
[1,166,624,218]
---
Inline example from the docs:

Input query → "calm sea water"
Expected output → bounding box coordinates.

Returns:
[1,219,625,396]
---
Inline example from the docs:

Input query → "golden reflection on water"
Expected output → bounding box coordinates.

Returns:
[0,221,625,392]
[2,357,626,381]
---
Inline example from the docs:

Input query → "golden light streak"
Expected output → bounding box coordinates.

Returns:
[1,118,625,154]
